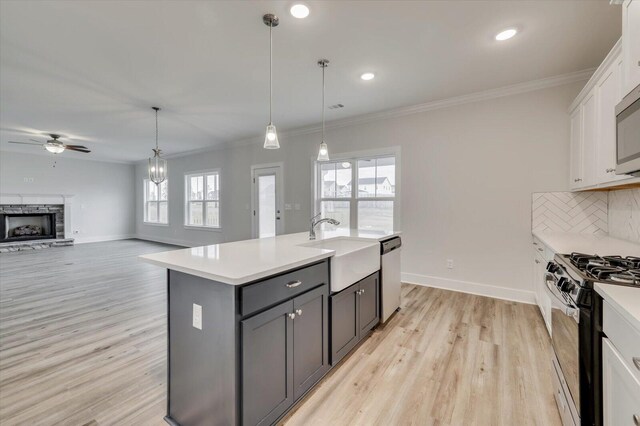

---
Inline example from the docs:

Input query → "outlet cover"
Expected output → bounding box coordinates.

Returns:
[192,303,202,330]
[446,259,454,269]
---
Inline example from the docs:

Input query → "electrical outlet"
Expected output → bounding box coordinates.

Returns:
[192,303,202,330]
[285,204,292,211]
[446,259,454,269]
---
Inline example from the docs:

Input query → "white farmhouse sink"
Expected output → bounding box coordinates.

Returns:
[300,238,380,292]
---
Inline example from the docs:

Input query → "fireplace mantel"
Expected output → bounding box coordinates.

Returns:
[0,193,75,239]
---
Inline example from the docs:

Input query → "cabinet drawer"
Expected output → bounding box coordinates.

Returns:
[532,237,554,262]
[603,300,640,382]
[241,261,329,316]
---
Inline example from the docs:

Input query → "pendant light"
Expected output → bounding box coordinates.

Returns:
[317,59,330,161]
[263,13,280,149]
[148,106,167,185]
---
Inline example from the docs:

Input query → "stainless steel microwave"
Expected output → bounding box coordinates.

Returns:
[616,83,640,177]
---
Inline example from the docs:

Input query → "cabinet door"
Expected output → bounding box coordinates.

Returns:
[569,107,584,189]
[622,0,640,95]
[358,273,380,336]
[581,92,597,187]
[242,300,294,426]
[602,338,640,426]
[330,284,360,365]
[292,285,329,401]
[596,57,630,184]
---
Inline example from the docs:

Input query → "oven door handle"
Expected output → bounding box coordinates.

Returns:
[544,273,578,309]
[544,273,580,323]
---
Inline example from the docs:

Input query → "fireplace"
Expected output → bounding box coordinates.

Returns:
[1,213,57,242]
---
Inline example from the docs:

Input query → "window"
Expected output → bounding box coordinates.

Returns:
[185,170,220,228]
[144,179,168,224]
[316,155,397,232]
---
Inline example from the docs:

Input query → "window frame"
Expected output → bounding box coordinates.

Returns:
[143,178,169,225]
[313,148,400,232]
[184,169,221,230]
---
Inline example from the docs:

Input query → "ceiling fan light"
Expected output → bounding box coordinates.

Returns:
[45,143,65,154]
[264,123,280,149]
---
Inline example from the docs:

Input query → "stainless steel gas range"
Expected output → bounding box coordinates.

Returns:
[545,253,640,426]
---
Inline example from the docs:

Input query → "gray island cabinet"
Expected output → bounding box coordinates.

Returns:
[165,260,331,426]
[164,258,381,426]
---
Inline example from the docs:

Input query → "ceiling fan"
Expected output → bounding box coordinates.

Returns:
[8,134,91,154]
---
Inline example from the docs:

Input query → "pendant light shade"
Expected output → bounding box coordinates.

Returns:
[317,141,329,161]
[148,107,167,185]
[263,14,280,149]
[317,59,330,161]
[264,123,279,149]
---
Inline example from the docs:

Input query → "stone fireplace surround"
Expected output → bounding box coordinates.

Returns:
[0,194,74,252]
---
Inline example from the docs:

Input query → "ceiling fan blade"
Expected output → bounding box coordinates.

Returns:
[8,141,42,146]
[64,146,91,153]
[30,139,43,143]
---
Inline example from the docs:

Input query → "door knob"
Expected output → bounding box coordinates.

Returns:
[295,309,303,316]
[287,313,296,320]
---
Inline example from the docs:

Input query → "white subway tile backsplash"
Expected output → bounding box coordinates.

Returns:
[608,188,640,243]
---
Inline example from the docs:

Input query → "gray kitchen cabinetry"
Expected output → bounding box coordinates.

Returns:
[165,260,329,426]
[242,285,329,426]
[330,272,380,365]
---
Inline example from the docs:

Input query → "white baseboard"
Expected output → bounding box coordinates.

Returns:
[134,234,192,247]
[401,272,536,305]
[74,234,136,244]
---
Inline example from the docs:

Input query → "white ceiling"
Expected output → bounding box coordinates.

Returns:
[0,0,621,162]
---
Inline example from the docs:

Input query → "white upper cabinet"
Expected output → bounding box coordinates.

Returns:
[570,107,584,189]
[568,38,638,190]
[596,56,628,183]
[622,0,640,96]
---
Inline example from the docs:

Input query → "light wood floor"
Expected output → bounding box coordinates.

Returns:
[0,240,561,426]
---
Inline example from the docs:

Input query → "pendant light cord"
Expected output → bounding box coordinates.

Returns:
[322,62,325,142]
[269,22,273,124]
[155,108,159,151]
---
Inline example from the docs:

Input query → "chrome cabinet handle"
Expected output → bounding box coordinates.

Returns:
[633,414,640,426]
[633,357,640,371]
[356,289,363,295]
[286,280,302,288]
[535,259,540,264]
[606,168,615,173]
[574,178,583,182]
[538,248,543,252]
[287,313,296,319]
[295,309,303,316]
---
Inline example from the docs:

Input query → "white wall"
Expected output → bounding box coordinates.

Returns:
[136,81,584,302]
[0,151,135,243]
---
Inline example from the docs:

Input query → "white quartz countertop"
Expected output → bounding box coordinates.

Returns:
[595,283,640,334]
[139,229,401,285]
[532,231,640,257]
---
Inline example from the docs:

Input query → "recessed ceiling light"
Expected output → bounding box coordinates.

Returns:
[360,72,375,81]
[495,28,517,41]
[290,4,310,19]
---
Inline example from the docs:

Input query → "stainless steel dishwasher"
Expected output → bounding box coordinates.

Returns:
[380,236,402,323]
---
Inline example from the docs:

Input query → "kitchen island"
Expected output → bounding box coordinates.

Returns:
[140,229,399,426]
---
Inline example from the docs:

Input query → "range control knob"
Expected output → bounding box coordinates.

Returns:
[560,279,575,293]
[546,262,561,274]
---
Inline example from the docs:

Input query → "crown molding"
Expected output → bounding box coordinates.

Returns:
[162,68,596,161]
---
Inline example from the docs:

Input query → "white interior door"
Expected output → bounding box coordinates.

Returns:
[252,165,284,238]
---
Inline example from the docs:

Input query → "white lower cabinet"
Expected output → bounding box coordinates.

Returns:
[532,239,552,335]
[602,337,640,426]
